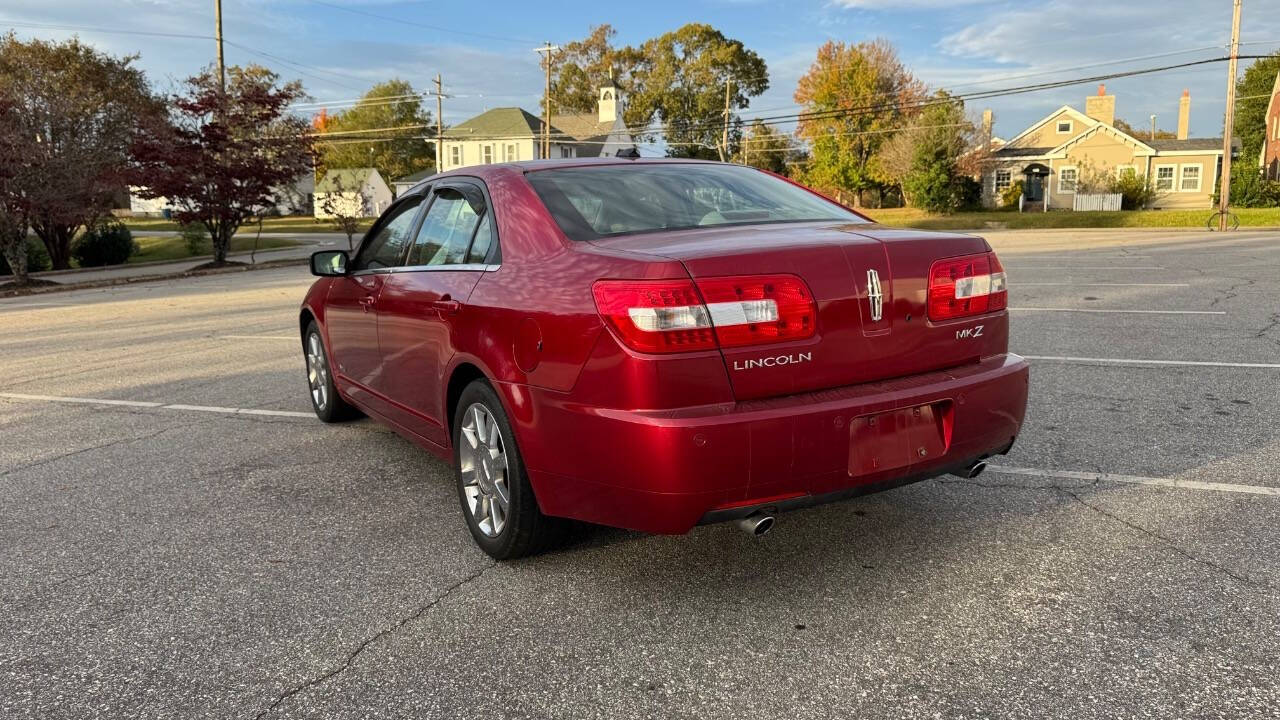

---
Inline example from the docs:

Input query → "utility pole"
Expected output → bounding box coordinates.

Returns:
[1218,0,1242,231]
[214,0,226,93]
[720,79,732,162]
[534,43,559,159]
[434,74,444,169]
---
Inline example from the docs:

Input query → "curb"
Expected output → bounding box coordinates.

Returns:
[28,242,320,277]
[1,257,308,298]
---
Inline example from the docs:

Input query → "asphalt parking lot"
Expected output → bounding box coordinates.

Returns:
[2,228,1279,719]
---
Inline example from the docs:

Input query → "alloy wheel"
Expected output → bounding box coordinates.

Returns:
[306,333,329,411]
[459,402,510,537]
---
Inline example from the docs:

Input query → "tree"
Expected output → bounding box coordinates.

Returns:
[893,93,982,213]
[318,174,365,250]
[1234,51,1280,165]
[318,79,434,183]
[734,120,800,175]
[543,25,636,115]
[1114,117,1176,141]
[794,39,926,206]
[625,23,768,160]
[131,65,313,266]
[0,93,30,283]
[0,34,160,269]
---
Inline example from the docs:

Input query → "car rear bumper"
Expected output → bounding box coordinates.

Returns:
[509,353,1029,535]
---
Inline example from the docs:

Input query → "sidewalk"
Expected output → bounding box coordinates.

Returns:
[11,234,346,287]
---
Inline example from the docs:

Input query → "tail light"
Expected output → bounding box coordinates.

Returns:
[592,275,817,354]
[927,252,1007,321]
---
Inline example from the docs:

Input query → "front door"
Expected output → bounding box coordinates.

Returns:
[1024,173,1043,201]
[375,181,497,446]
[324,195,424,410]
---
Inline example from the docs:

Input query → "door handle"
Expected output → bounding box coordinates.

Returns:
[430,299,462,315]
[359,295,376,312]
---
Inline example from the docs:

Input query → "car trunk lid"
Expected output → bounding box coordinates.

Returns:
[590,221,1007,401]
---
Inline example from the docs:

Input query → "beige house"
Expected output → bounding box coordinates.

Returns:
[981,86,1227,210]
[439,80,635,171]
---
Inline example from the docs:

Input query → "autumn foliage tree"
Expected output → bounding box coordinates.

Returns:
[543,25,635,115]
[627,24,768,159]
[318,79,434,182]
[131,65,313,265]
[794,39,926,206]
[0,34,160,269]
[734,120,801,175]
[0,93,30,283]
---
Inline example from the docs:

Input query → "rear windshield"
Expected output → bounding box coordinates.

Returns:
[525,163,866,242]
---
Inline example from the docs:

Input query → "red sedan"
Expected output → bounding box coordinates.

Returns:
[301,159,1028,559]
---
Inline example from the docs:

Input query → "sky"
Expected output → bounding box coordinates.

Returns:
[4,0,1278,150]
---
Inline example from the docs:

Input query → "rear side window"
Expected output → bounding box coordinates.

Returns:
[408,186,485,266]
[354,198,422,270]
[526,164,865,242]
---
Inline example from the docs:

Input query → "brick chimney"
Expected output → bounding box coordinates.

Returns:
[1177,90,1191,140]
[1085,83,1115,126]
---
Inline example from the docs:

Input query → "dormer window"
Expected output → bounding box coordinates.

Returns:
[1057,120,1073,134]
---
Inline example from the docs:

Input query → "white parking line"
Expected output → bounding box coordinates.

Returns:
[1013,283,1189,287]
[0,392,313,418]
[1011,307,1224,315]
[1006,266,1165,270]
[1024,355,1280,369]
[990,465,1280,497]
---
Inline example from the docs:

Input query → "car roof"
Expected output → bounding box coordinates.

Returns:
[402,157,732,196]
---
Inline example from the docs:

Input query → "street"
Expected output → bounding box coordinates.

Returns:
[2,228,1279,719]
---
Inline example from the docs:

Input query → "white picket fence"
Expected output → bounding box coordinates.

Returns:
[1073,193,1123,211]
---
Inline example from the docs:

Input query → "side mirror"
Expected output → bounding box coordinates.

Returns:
[310,250,349,277]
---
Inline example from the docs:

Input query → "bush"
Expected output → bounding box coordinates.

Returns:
[999,180,1024,209]
[1109,169,1158,210]
[72,221,137,267]
[179,223,209,256]
[0,235,52,276]
[1220,162,1280,208]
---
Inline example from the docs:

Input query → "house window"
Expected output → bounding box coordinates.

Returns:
[1058,167,1078,194]
[994,169,1012,192]
[1056,120,1073,134]
[502,143,517,162]
[1179,164,1202,192]
[1114,165,1136,179]
[481,145,493,164]
[560,146,575,159]
[1154,165,1176,191]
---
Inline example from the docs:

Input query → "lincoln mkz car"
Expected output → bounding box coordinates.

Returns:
[300,158,1029,559]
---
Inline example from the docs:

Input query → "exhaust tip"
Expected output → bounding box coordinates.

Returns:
[736,513,775,537]
[966,460,988,479]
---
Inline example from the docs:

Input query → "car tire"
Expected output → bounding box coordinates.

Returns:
[304,321,360,423]
[453,380,565,560]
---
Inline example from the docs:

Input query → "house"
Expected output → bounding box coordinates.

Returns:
[125,172,316,218]
[392,168,436,197]
[439,79,635,171]
[314,168,394,219]
[1260,71,1280,180]
[980,85,1228,210]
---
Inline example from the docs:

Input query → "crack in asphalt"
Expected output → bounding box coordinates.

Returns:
[249,561,497,720]
[0,423,189,479]
[2,565,103,608]
[1056,487,1266,590]
[939,477,1269,592]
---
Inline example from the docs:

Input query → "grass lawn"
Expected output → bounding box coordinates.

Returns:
[123,216,373,234]
[130,234,303,264]
[863,207,1280,231]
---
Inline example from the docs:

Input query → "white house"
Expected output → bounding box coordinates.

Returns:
[314,168,394,219]
[439,79,635,171]
[126,172,316,217]
[392,168,435,197]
